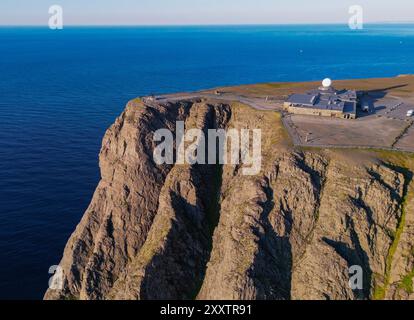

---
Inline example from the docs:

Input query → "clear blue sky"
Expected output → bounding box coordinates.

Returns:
[1,0,413,25]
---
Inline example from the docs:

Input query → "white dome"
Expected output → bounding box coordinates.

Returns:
[322,78,332,88]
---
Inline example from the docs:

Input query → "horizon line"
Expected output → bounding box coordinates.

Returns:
[1,21,414,27]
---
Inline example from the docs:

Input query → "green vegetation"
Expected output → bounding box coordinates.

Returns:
[375,149,414,165]
[137,209,172,267]
[373,284,386,300]
[399,269,414,294]
[259,83,291,89]
[377,202,407,299]
[296,147,414,299]
[371,151,414,299]
[130,97,142,104]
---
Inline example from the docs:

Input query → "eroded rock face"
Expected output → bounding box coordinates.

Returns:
[45,99,414,300]
[44,99,193,300]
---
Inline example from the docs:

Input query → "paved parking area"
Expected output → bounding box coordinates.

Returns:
[152,88,414,153]
[359,94,414,119]
[286,115,406,148]
[283,95,414,152]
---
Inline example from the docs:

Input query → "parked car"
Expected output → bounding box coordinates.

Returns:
[362,104,370,112]
[407,110,413,117]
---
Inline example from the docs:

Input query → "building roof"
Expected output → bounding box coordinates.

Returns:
[286,87,357,114]
[287,94,317,106]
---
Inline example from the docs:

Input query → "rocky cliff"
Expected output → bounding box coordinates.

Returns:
[44,98,414,300]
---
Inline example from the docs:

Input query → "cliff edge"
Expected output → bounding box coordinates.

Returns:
[45,98,414,300]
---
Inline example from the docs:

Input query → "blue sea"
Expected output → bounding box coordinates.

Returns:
[0,24,413,299]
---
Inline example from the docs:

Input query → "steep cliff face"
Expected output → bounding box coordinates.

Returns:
[45,98,414,300]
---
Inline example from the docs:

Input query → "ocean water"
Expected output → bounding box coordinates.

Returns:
[0,24,413,299]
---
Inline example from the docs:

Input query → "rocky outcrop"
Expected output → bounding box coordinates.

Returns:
[45,98,414,300]
[44,98,193,300]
